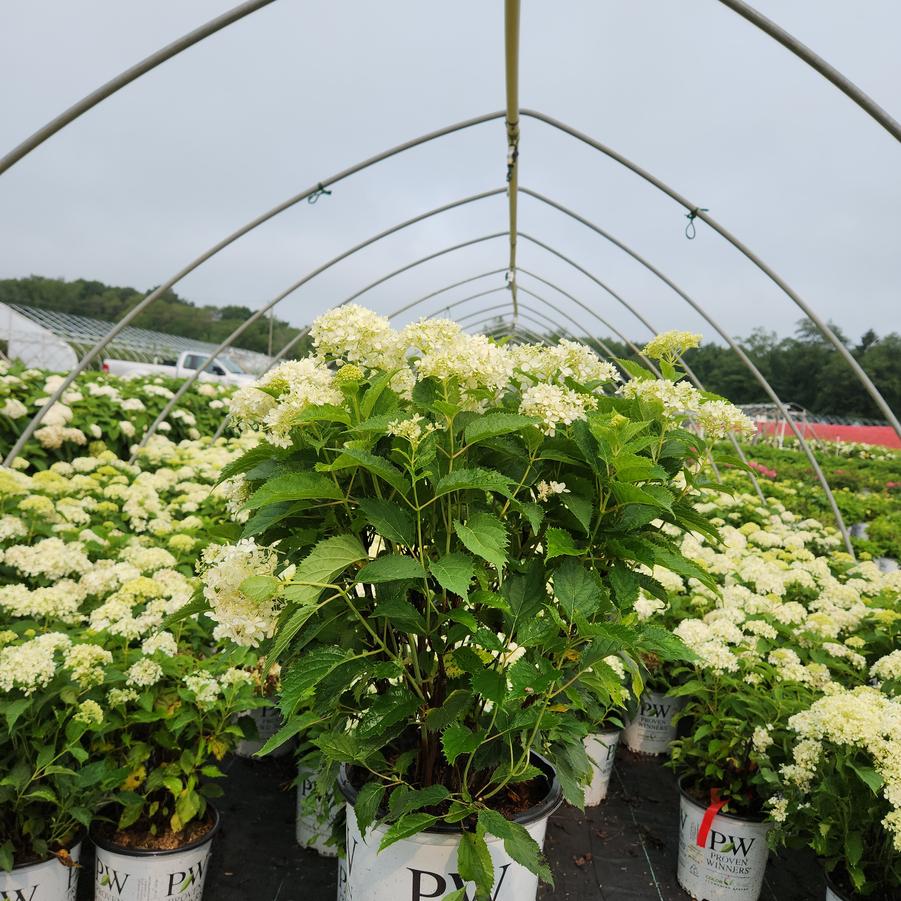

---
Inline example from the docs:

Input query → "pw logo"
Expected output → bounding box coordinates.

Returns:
[407,865,511,901]
[640,701,671,719]
[167,858,206,896]
[96,860,129,894]
[1,886,39,901]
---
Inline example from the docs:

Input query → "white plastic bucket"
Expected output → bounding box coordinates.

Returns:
[92,808,219,901]
[677,784,770,901]
[0,841,81,900]
[336,857,348,901]
[338,755,561,901]
[623,690,683,755]
[235,704,291,758]
[877,557,899,573]
[583,729,621,805]
[296,766,340,857]
[824,875,852,901]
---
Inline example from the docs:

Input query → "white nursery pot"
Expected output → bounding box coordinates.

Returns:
[338,755,562,901]
[336,856,348,901]
[623,690,684,755]
[824,873,853,901]
[0,841,81,900]
[235,704,292,758]
[876,557,899,573]
[583,728,621,806]
[296,766,341,857]
[677,782,770,901]
[92,808,219,901]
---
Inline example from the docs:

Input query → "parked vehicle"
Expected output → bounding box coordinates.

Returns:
[102,350,256,385]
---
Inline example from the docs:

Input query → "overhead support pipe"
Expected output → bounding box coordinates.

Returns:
[0,0,277,176]
[519,111,900,440]
[504,0,522,320]
[127,189,508,459]
[717,0,901,144]
[3,110,507,466]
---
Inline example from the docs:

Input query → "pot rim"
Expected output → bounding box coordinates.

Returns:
[677,776,769,826]
[338,751,562,834]
[4,837,83,874]
[90,805,220,858]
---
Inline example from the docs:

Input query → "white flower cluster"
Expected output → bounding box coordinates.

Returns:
[519,383,597,436]
[198,538,281,647]
[642,330,701,361]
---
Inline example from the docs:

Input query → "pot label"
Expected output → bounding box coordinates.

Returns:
[623,691,683,755]
[235,705,290,758]
[677,795,770,900]
[94,840,212,901]
[0,842,81,901]
[343,804,547,901]
[583,730,620,805]
[296,767,340,857]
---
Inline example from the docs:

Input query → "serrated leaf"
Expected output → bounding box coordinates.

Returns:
[372,594,426,633]
[472,668,506,705]
[245,472,343,509]
[849,764,883,795]
[354,782,386,837]
[358,498,415,546]
[442,724,484,765]
[553,559,602,620]
[279,647,350,713]
[357,555,426,583]
[478,809,553,884]
[430,552,475,601]
[560,492,593,534]
[511,499,544,536]
[464,413,537,445]
[388,784,450,820]
[638,624,696,663]
[321,447,409,495]
[454,513,508,571]
[544,527,582,560]
[458,830,495,896]
[610,480,669,510]
[424,690,473,731]
[434,468,513,499]
[378,813,440,851]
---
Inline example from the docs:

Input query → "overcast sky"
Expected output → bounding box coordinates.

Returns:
[1,1,899,350]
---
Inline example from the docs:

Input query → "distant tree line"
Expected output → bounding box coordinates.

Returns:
[0,275,309,358]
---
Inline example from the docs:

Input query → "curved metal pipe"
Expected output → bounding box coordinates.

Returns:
[454,301,576,343]
[462,315,550,347]
[520,111,900,439]
[128,189,507,459]
[3,111,507,465]
[504,0,522,316]
[0,0,277,176]
[518,225,852,553]
[717,0,901,144]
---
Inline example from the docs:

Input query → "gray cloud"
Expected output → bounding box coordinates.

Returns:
[1,0,899,349]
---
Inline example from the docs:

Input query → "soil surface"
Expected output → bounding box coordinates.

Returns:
[75,748,823,900]
[96,812,215,851]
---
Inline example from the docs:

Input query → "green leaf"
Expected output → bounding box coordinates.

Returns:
[458,830,495,896]
[472,668,506,704]
[357,555,426,583]
[282,535,368,605]
[218,444,288,482]
[354,782,386,836]
[464,413,538,445]
[358,498,415,546]
[442,724,484,765]
[372,595,426,633]
[849,764,883,795]
[544,527,582,560]
[454,513,508,571]
[443,890,467,901]
[561,492,593,534]
[320,447,409,495]
[478,809,553,884]
[258,711,321,757]
[3,698,30,731]
[615,357,656,382]
[610,480,670,510]
[424,690,473,731]
[434,468,514,499]
[280,647,351,713]
[0,841,13,873]
[511,499,544,536]
[638,624,696,663]
[238,574,282,604]
[388,785,450,820]
[553,559,602,620]
[378,813,440,851]
[430,552,475,601]
[245,472,343,509]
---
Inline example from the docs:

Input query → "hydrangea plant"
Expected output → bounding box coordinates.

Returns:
[194,308,752,897]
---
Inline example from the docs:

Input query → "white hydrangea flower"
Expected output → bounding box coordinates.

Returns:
[642,330,701,361]
[64,643,113,687]
[184,671,221,709]
[126,658,164,688]
[519,383,596,436]
[141,631,178,658]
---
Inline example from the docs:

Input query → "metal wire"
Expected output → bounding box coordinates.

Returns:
[520,110,900,441]
[0,0,278,177]
[128,188,507,459]
[718,0,901,144]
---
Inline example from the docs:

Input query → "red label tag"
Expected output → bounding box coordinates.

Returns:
[696,788,727,847]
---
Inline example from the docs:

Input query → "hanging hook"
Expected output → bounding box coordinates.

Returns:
[308,183,333,204]
[685,207,709,240]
